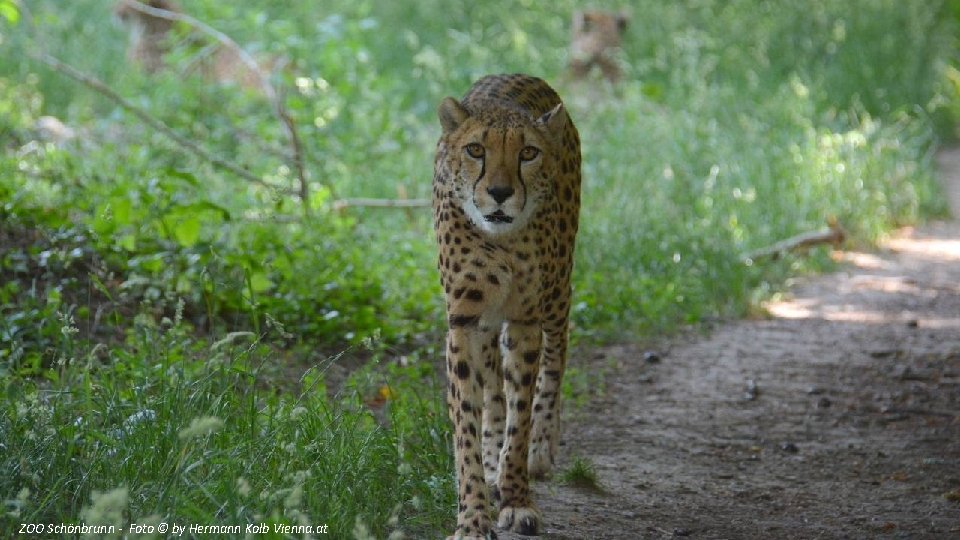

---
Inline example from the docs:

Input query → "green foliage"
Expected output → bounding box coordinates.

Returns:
[558,455,601,491]
[0,319,453,536]
[0,1,18,25]
[2,0,953,347]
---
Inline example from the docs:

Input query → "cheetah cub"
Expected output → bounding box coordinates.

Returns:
[114,0,277,92]
[114,0,179,74]
[433,74,581,538]
[569,10,629,83]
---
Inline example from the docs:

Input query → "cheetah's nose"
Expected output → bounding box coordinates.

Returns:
[487,186,515,204]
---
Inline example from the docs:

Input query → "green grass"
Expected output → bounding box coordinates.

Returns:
[558,456,602,491]
[1,320,454,537]
[1,0,958,536]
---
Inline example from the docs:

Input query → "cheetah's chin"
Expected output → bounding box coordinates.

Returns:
[484,211,513,224]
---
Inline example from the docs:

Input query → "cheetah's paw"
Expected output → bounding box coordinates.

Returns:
[446,531,497,540]
[497,504,542,535]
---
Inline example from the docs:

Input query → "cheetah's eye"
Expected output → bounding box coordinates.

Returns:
[465,143,485,159]
[519,146,541,161]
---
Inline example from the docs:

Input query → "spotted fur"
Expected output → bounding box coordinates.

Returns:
[433,74,581,539]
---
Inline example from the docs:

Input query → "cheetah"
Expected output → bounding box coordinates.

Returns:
[114,0,179,74]
[569,10,629,83]
[433,74,581,538]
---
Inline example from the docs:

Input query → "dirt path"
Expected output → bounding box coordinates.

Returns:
[514,150,960,539]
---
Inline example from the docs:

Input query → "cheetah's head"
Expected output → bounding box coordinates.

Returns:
[437,97,567,236]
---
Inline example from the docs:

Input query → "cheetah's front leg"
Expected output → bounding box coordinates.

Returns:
[496,321,542,535]
[480,328,506,487]
[446,327,495,540]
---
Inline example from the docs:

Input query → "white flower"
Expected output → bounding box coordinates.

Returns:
[178,416,224,439]
[80,487,128,526]
[236,477,251,497]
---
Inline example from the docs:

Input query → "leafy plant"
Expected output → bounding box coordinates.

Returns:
[558,455,602,491]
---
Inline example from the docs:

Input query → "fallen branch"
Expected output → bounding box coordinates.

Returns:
[122,0,312,211]
[122,1,272,98]
[333,198,431,211]
[29,51,293,194]
[743,218,846,263]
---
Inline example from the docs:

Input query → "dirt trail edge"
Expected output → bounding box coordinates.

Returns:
[513,150,960,539]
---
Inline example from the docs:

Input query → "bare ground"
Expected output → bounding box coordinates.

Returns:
[510,150,960,539]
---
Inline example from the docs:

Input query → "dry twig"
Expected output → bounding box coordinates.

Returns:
[744,218,846,263]
[29,51,290,193]
[122,0,312,210]
[332,198,431,211]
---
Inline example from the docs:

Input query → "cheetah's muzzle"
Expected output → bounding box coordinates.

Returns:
[485,210,513,223]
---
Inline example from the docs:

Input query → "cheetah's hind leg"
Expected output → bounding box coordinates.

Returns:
[527,325,567,478]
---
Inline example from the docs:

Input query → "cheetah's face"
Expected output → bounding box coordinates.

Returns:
[438,98,567,236]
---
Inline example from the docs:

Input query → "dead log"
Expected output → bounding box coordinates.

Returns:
[743,218,846,263]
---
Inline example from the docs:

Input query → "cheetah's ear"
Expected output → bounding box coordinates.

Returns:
[438,97,470,134]
[536,103,567,134]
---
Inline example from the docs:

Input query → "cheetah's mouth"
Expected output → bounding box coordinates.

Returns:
[484,211,513,224]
